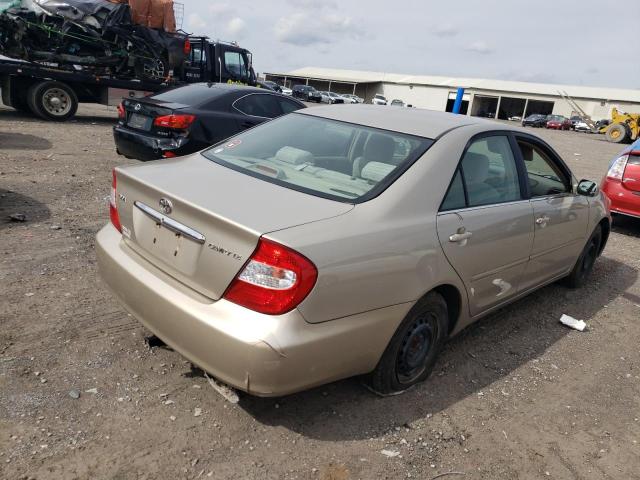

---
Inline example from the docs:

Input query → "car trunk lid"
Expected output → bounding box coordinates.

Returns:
[121,97,191,135]
[114,154,353,300]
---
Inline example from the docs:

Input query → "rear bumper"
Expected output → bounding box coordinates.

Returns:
[602,180,640,218]
[96,224,410,396]
[113,125,192,161]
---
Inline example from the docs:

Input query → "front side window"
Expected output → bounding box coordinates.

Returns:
[224,51,248,80]
[440,135,521,210]
[517,140,570,196]
[202,114,432,203]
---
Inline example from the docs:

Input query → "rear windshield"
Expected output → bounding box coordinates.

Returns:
[201,114,433,203]
[151,84,227,105]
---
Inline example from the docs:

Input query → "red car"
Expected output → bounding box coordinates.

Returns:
[601,138,640,219]
[546,115,572,130]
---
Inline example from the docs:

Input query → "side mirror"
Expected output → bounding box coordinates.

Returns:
[577,179,598,197]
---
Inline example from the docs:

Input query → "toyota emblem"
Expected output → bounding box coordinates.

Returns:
[134,103,142,111]
[159,197,173,215]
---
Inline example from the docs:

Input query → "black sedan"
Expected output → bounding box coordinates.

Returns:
[521,114,548,127]
[292,85,322,103]
[114,83,306,161]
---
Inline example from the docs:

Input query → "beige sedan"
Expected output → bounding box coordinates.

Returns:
[97,105,610,396]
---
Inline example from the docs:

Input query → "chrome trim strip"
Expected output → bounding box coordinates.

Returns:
[134,201,206,244]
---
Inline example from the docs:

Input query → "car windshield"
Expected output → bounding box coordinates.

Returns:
[201,114,433,203]
[548,116,563,121]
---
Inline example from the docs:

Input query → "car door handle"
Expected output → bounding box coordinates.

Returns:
[535,215,550,225]
[449,231,473,242]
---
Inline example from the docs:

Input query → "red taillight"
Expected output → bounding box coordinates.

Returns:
[162,151,177,158]
[109,169,122,232]
[184,38,191,55]
[607,154,629,180]
[117,102,125,120]
[153,114,196,130]
[223,238,317,315]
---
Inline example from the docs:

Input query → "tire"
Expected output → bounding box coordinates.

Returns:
[27,81,78,121]
[369,292,449,395]
[563,225,602,288]
[606,123,629,144]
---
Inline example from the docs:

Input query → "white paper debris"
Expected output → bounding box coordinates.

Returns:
[560,314,587,331]
[381,449,400,458]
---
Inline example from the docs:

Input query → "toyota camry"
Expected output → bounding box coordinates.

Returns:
[97,105,610,396]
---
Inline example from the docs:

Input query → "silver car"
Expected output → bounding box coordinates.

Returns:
[97,105,610,396]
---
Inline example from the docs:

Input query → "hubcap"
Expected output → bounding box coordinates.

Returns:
[611,129,620,139]
[143,58,166,80]
[42,88,71,116]
[396,314,437,384]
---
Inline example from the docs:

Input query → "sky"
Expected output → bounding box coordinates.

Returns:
[183,0,640,89]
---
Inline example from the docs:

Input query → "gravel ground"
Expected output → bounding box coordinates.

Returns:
[1,103,639,480]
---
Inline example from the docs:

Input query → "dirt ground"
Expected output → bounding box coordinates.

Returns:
[1,103,639,480]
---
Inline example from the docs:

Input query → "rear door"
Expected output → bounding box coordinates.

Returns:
[437,133,534,316]
[514,135,589,290]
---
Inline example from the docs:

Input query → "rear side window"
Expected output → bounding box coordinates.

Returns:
[151,84,223,105]
[234,94,281,118]
[278,98,304,114]
[441,135,521,210]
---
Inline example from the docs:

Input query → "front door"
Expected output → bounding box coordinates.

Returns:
[514,137,590,290]
[437,134,534,316]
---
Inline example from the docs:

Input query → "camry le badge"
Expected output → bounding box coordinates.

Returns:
[159,197,173,215]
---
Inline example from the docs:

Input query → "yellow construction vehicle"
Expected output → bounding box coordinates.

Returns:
[602,108,640,143]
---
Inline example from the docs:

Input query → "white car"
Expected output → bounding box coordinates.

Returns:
[319,92,345,104]
[281,86,293,96]
[372,94,387,105]
[341,94,363,104]
[574,121,592,133]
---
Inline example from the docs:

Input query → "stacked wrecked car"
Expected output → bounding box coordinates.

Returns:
[0,0,188,80]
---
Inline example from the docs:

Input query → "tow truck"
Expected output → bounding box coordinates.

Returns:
[0,36,257,121]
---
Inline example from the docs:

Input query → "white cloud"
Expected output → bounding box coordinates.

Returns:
[286,0,337,9]
[187,13,206,31]
[226,17,247,37]
[209,3,233,16]
[465,41,494,54]
[275,12,361,46]
[433,23,458,37]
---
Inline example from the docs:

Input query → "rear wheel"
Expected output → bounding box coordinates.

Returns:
[563,225,602,288]
[369,292,448,395]
[606,123,629,143]
[27,81,78,121]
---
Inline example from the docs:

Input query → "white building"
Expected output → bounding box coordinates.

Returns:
[264,67,640,121]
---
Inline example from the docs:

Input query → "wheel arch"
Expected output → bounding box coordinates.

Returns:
[597,217,610,255]
[431,283,463,335]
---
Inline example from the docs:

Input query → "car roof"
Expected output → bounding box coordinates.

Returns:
[298,104,490,139]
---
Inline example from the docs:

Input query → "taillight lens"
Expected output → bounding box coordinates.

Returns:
[223,238,317,315]
[117,102,125,120]
[607,154,629,180]
[184,38,191,55]
[109,169,122,232]
[153,114,196,130]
